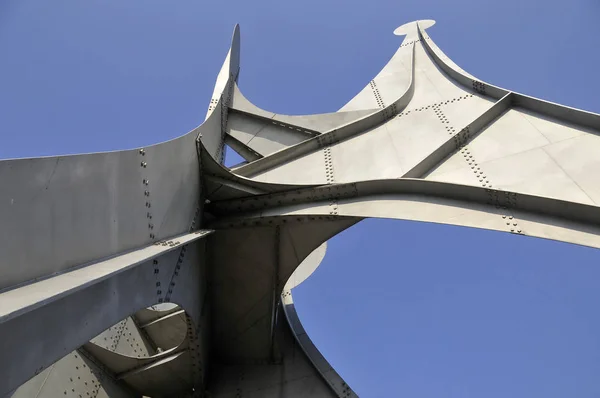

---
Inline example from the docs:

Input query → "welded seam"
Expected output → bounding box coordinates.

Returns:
[224,133,264,161]
[220,290,273,342]
[32,365,53,398]
[231,108,320,137]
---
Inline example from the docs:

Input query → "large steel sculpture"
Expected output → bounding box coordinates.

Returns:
[3,19,600,397]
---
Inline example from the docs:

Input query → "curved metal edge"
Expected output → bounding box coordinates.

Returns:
[231,82,376,133]
[281,293,358,397]
[416,21,508,100]
[231,41,416,178]
[210,177,600,250]
[403,92,514,178]
[135,305,182,325]
[280,242,358,397]
[1,25,239,165]
[205,24,241,122]
[200,143,322,199]
[339,19,423,112]
[0,230,212,324]
[416,22,600,131]
[0,237,209,396]
[83,311,202,396]
[83,336,189,375]
[85,308,188,366]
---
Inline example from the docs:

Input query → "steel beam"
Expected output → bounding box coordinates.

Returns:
[6,18,600,398]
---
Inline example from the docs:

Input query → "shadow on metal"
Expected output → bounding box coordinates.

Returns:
[3,17,600,398]
[11,303,204,398]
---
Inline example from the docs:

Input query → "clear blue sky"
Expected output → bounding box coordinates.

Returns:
[2,1,600,397]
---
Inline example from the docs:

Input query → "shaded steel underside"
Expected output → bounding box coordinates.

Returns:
[3,19,600,398]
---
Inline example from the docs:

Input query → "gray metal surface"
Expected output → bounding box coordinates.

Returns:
[4,18,600,398]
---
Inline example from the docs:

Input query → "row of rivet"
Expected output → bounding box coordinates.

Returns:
[472,80,486,95]
[369,80,385,109]
[459,146,523,234]
[381,102,398,121]
[164,205,201,303]
[222,215,341,229]
[323,146,339,215]
[217,93,227,163]
[122,321,145,358]
[139,148,154,240]
[153,257,162,303]
[428,100,523,235]
[207,97,219,114]
[218,74,236,164]
[64,352,102,397]
[430,94,473,148]
[459,147,492,187]
[154,239,182,247]
[329,199,339,215]
[235,367,245,398]
[399,39,421,48]
[140,148,163,302]
[324,147,335,184]
[397,94,474,118]
[186,315,204,393]
[163,245,186,303]
[211,183,360,215]
[453,126,470,150]
[95,323,124,353]
[109,320,127,352]
[341,380,355,397]
[432,103,456,137]
[488,190,522,234]
[153,239,182,304]
[317,130,338,148]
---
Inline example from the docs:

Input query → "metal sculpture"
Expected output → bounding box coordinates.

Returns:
[4,19,600,397]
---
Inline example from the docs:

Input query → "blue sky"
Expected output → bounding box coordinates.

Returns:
[2,0,600,396]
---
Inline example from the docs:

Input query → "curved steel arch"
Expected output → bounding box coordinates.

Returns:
[4,19,600,397]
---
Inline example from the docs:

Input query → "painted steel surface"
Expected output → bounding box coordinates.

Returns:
[4,19,600,397]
